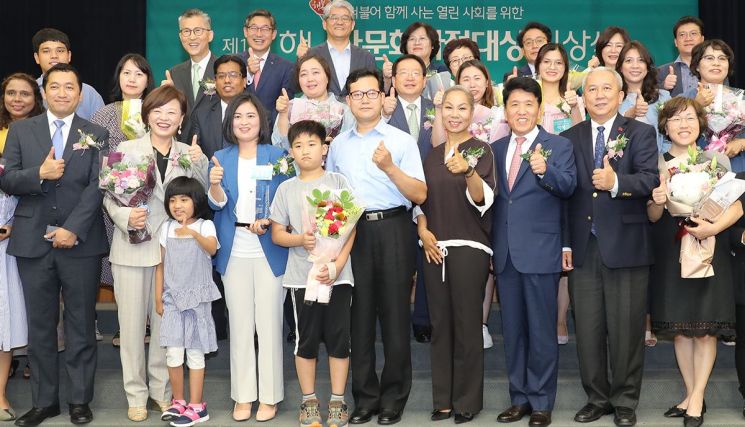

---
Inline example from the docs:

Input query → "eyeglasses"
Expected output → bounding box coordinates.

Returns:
[348,90,381,100]
[179,27,211,37]
[407,37,429,45]
[327,15,352,23]
[667,116,698,125]
[395,70,423,78]
[449,55,474,66]
[245,25,274,35]
[216,71,243,80]
[677,30,701,39]
[701,54,728,64]
[523,37,547,48]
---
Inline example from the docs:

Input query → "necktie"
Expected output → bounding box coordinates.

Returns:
[507,136,526,191]
[594,125,605,168]
[52,119,65,160]
[192,63,201,100]
[253,58,264,88]
[407,104,419,140]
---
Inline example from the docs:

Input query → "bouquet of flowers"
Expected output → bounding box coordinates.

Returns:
[662,146,745,277]
[702,84,745,153]
[99,150,157,244]
[120,99,146,141]
[469,104,510,143]
[289,98,345,140]
[301,186,364,304]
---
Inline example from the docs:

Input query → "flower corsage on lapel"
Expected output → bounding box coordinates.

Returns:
[168,152,192,170]
[73,129,103,153]
[424,108,436,130]
[606,128,628,160]
[272,154,296,176]
[199,79,216,97]
[460,146,485,167]
[520,146,552,161]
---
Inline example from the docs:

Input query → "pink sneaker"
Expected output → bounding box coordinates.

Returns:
[170,403,209,426]
[161,399,187,421]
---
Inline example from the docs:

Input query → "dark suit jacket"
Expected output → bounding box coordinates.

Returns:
[730,175,745,305]
[502,64,533,83]
[0,114,109,258]
[560,115,659,269]
[307,43,377,97]
[169,52,217,141]
[492,127,577,274]
[387,97,435,162]
[656,61,686,97]
[240,51,295,129]
[186,96,229,159]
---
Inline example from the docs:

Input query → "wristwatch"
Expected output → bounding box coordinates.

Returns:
[464,166,475,177]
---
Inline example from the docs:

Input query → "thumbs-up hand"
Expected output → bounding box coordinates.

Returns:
[587,55,600,69]
[652,173,668,205]
[529,143,547,175]
[507,66,518,81]
[663,65,678,90]
[276,88,290,114]
[372,140,393,173]
[188,134,203,162]
[296,35,309,58]
[382,54,393,79]
[302,229,316,252]
[382,87,397,118]
[160,69,174,87]
[695,82,715,107]
[564,89,578,109]
[445,145,469,175]
[592,155,616,191]
[209,156,224,186]
[634,90,648,118]
[247,49,261,75]
[39,147,65,180]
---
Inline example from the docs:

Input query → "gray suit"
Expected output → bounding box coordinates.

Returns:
[0,113,109,407]
[308,43,377,97]
[169,52,218,142]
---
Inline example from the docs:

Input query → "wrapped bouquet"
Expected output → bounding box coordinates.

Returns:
[289,98,345,140]
[702,84,745,153]
[99,151,157,244]
[301,187,364,304]
[121,99,146,141]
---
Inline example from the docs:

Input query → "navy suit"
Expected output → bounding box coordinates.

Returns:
[502,64,534,82]
[186,96,229,160]
[387,97,435,329]
[169,53,217,142]
[0,113,109,408]
[491,127,576,411]
[240,51,296,129]
[560,115,658,410]
[307,43,377,97]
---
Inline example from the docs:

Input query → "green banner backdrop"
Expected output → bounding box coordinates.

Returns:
[146,0,697,83]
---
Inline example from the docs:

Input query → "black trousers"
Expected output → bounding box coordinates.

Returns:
[423,246,488,413]
[736,304,745,400]
[17,251,102,408]
[350,212,415,412]
[569,236,648,409]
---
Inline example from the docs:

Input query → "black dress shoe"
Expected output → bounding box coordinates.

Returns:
[574,403,613,423]
[69,404,92,425]
[377,409,402,425]
[497,405,531,423]
[350,408,378,424]
[430,410,451,421]
[454,412,475,424]
[14,405,61,426]
[663,406,686,418]
[613,407,636,426]
[413,325,431,343]
[684,414,704,427]
[529,411,551,426]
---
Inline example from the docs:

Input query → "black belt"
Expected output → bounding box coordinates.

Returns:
[235,222,269,230]
[362,206,406,221]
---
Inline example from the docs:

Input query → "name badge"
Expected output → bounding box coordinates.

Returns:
[553,117,572,133]
[252,165,273,180]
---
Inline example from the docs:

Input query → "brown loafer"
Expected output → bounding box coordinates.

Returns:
[529,411,551,426]
[497,405,531,423]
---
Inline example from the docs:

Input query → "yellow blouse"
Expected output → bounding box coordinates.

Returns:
[0,127,8,155]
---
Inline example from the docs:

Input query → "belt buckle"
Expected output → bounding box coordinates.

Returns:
[365,212,383,221]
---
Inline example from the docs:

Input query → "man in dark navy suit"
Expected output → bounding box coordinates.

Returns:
[491,77,576,427]
[502,22,551,82]
[240,9,296,129]
[561,67,659,427]
[382,54,436,343]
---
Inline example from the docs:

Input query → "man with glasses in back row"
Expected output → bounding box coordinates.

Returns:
[502,22,551,82]
[657,16,706,97]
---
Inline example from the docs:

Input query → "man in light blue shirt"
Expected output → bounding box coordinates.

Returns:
[325,68,425,425]
[32,28,104,120]
[657,16,705,97]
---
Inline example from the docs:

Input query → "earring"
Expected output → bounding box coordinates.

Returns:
[178,125,182,136]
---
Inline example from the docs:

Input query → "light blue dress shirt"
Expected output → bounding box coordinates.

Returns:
[36,75,105,120]
[328,41,352,94]
[325,119,425,210]
[619,89,671,153]
[674,56,698,95]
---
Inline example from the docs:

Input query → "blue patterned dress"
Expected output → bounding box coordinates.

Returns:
[0,191,27,351]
